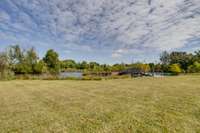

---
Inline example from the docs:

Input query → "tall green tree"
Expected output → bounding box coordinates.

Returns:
[0,52,9,78]
[7,45,28,74]
[0,52,14,79]
[43,49,60,74]
[25,47,39,74]
[169,52,193,71]
[0,52,8,70]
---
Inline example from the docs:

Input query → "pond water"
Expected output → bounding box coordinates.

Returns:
[150,72,171,77]
[59,72,83,78]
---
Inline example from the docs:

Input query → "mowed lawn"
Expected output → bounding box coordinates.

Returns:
[0,76,200,133]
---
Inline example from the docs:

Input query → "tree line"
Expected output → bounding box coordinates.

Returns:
[160,51,200,74]
[0,45,200,79]
[0,45,60,79]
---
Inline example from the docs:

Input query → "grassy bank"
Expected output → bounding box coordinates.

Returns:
[0,76,200,132]
[12,74,131,80]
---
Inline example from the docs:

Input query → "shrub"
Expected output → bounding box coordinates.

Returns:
[33,60,47,74]
[169,64,182,75]
[0,70,15,80]
[187,62,200,73]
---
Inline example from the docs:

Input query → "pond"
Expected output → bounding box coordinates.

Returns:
[150,72,172,77]
[59,72,83,78]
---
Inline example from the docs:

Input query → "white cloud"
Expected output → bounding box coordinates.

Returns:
[111,49,127,58]
[0,0,200,59]
[0,11,10,22]
[111,52,122,58]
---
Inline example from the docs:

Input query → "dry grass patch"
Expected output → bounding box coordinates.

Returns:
[0,76,200,132]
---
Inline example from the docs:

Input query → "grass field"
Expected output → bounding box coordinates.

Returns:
[0,76,200,133]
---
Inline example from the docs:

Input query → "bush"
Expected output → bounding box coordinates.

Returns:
[187,62,200,73]
[169,64,182,75]
[33,60,47,74]
[0,70,15,80]
[14,63,32,74]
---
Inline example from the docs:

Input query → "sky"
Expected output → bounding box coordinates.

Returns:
[0,0,200,64]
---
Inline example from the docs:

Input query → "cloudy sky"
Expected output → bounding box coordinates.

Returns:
[0,0,200,63]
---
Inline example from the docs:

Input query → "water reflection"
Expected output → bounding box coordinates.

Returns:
[59,72,83,78]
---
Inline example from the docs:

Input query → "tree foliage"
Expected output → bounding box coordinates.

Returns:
[33,60,47,74]
[0,52,9,77]
[25,47,38,73]
[188,62,200,73]
[43,49,60,74]
[61,60,76,70]
[1,45,200,78]
[6,45,46,75]
[160,51,170,65]
[160,50,200,73]
[0,52,14,79]
[169,52,193,71]
[130,63,150,73]
[169,64,182,75]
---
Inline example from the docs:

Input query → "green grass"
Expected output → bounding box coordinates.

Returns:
[0,76,200,133]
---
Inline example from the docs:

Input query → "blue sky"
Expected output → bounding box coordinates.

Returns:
[0,0,200,64]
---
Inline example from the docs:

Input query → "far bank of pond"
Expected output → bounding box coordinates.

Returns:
[59,71,171,78]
